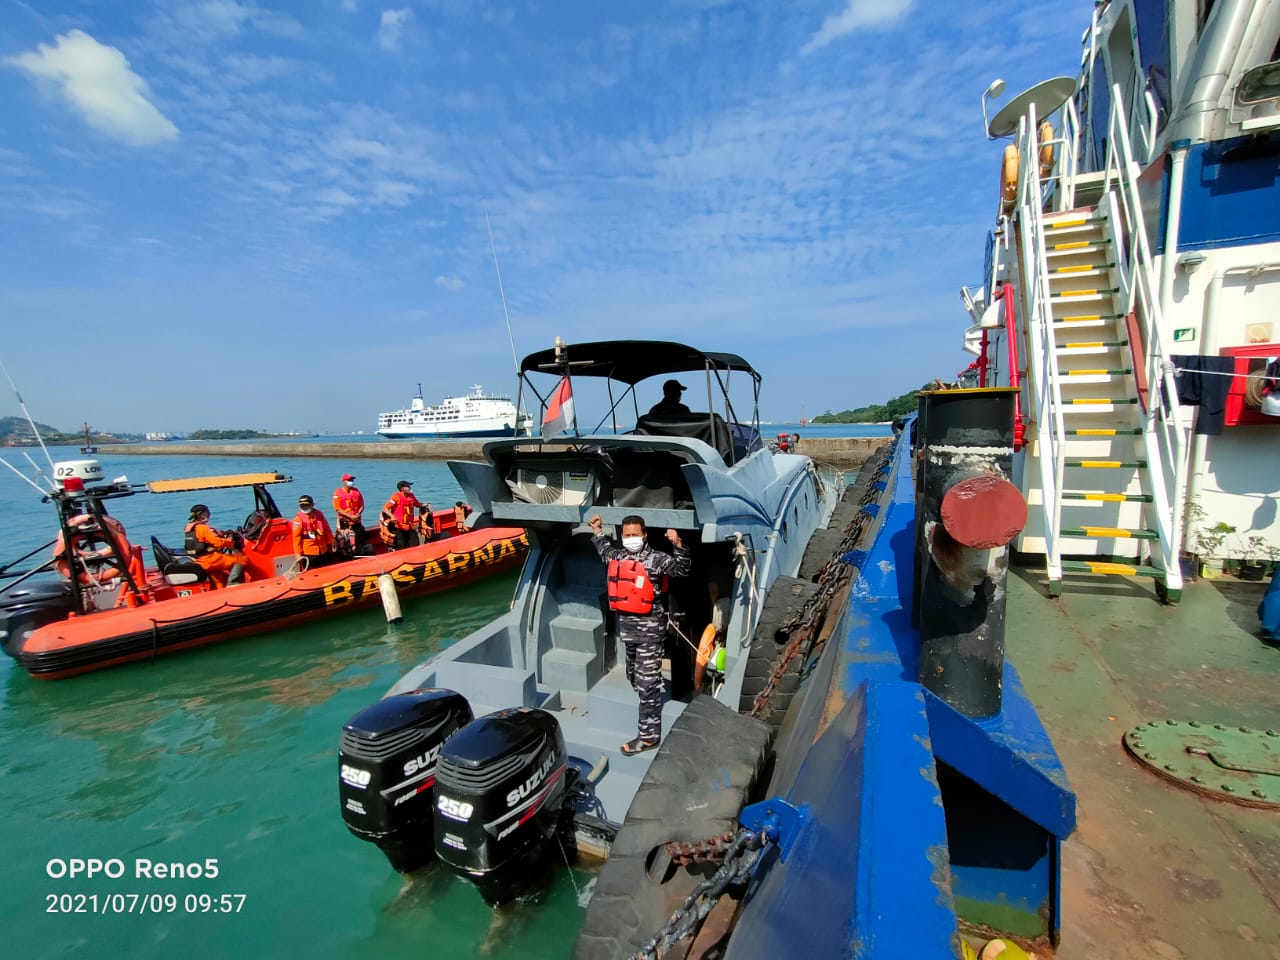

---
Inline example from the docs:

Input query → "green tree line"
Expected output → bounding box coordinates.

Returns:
[811,385,929,424]
[189,429,272,440]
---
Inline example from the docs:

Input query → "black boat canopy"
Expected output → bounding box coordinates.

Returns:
[519,340,759,385]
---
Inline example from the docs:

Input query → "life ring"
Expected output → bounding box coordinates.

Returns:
[1000,144,1019,213]
[53,515,140,586]
[692,623,718,688]
[1038,120,1055,179]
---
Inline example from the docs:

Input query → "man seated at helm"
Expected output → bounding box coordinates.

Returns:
[648,379,692,416]
[184,504,249,588]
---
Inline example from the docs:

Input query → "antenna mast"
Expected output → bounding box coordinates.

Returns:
[484,205,520,378]
[0,355,56,472]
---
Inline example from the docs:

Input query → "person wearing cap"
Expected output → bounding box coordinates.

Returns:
[184,504,249,588]
[332,473,365,554]
[292,495,336,567]
[648,379,692,416]
[381,480,424,551]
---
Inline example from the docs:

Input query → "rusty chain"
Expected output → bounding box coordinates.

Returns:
[748,444,895,721]
[633,828,764,960]
[664,830,737,867]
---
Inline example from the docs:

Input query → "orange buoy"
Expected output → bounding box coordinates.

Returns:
[692,623,718,688]
[1000,144,1019,212]
[1038,120,1055,179]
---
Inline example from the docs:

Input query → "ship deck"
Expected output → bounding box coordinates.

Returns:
[1006,568,1279,959]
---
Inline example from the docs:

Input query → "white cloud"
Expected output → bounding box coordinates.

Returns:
[372,180,417,206]
[435,275,464,291]
[7,30,179,145]
[378,9,413,50]
[196,0,252,37]
[802,0,915,54]
[315,187,358,206]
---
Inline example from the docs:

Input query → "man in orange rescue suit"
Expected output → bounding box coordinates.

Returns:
[332,473,365,554]
[589,512,690,756]
[292,494,336,568]
[381,480,423,551]
[185,504,248,588]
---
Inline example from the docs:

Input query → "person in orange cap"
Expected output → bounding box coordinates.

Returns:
[332,473,365,555]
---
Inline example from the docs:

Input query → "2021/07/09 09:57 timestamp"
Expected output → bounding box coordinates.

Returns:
[46,893,247,914]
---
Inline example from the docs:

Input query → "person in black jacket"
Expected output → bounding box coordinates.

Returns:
[648,379,691,415]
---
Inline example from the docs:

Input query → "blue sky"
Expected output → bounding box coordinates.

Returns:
[1,0,1084,434]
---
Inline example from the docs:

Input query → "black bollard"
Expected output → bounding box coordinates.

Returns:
[915,388,1025,719]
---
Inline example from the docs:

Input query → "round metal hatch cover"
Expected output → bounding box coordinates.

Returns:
[1123,720,1280,809]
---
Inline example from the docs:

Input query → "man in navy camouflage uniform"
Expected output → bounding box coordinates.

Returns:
[590,512,690,755]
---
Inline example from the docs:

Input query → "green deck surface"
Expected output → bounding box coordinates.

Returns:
[1006,568,1280,959]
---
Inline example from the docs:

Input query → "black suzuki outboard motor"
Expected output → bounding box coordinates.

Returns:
[433,707,568,904]
[339,688,472,872]
[0,582,74,659]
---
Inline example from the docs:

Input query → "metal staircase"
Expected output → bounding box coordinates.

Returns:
[1007,87,1188,602]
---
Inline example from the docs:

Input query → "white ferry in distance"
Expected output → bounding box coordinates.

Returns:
[377,384,533,439]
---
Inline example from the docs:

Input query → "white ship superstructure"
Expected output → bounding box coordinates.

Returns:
[377,384,533,439]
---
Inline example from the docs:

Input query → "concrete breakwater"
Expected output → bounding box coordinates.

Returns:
[107,437,885,467]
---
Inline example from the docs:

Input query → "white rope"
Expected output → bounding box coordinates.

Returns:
[1166,360,1277,381]
[734,534,761,646]
[665,613,702,655]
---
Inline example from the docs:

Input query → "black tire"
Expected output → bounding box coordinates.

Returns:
[737,576,821,729]
[797,451,889,581]
[573,696,772,960]
[797,527,845,581]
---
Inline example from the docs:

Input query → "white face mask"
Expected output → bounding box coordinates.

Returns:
[622,536,645,553]
[301,506,313,514]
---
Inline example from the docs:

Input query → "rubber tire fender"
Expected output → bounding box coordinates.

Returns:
[737,576,822,731]
[573,696,772,960]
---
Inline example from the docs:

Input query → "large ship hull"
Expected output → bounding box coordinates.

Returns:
[377,425,524,439]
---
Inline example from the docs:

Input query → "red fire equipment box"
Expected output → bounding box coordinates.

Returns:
[1219,343,1280,427]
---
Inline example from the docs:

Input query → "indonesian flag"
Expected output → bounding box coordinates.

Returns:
[542,376,575,439]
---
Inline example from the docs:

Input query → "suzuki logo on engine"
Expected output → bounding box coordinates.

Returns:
[403,745,441,777]
[505,752,556,807]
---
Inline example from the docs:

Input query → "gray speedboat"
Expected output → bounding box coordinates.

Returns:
[337,339,839,902]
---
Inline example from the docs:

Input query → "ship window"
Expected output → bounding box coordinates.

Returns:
[1106,7,1140,146]
[1197,0,1216,35]
[1088,56,1112,168]
[1132,0,1171,124]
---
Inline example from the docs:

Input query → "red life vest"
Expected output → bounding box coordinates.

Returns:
[386,491,418,530]
[333,485,363,518]
[607,557,665,614]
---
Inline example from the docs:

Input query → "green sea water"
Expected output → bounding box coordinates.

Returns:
[0,454,590,959]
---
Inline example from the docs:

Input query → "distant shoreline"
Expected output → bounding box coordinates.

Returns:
[103,436,887,466]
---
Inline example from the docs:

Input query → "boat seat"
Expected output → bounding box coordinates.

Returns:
[150,536,209,586]
[634,412,734,464]
[433,661,539,709]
